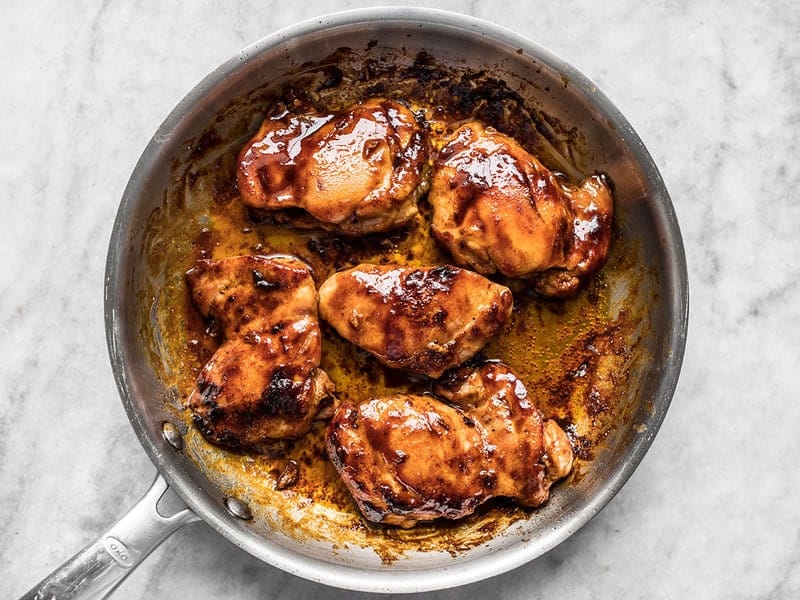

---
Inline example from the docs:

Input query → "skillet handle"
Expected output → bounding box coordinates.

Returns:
[19,473,200,600]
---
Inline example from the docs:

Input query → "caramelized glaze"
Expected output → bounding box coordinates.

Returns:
[430,121,614,296]
[184,255,335,448]
[238,98,428,235]
[318,264,513,377]
[326,362,572,528]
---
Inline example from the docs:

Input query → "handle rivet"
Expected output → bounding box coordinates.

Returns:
[225,496,253,520]
[161,421,184,450]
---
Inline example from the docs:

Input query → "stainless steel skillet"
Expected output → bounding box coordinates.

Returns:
[22,7,688,598]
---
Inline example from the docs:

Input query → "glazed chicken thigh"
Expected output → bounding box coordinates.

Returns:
[185,255,335,449]
[430,121,613,297]
[318,264,513,378]
[237,98,428,235]
[326,362,573,527]
[435,363,574,495]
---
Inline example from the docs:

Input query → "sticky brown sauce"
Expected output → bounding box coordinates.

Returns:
[139,48,646,562]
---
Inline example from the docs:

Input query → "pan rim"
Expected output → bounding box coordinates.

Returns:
[104,6,689,593]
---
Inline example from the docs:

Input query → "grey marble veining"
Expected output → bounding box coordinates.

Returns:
[2,0,799,598]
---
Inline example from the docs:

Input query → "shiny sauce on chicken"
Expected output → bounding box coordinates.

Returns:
[140,51,642,561]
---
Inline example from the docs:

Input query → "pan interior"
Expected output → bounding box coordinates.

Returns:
[106,9,686,592]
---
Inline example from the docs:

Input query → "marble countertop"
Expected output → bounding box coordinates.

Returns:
[2,1,798,598]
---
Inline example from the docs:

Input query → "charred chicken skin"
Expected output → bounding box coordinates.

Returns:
[237,98,429,235]
[185,255,335,449]
[326,362,573,527]
[318,264,513,378]
[429,121,613,297]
